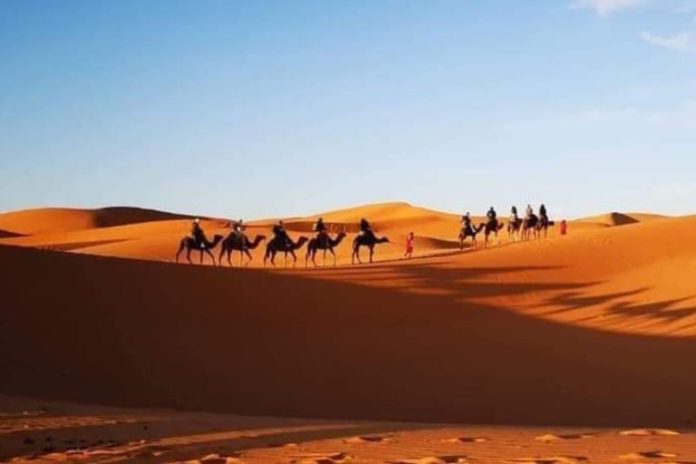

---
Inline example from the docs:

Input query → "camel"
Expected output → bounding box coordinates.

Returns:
[507,217,523,242]
[483,218,505,247]
[459,223,485,250]
[522,214,539,240]
[351,233,389,264]
[264,236,309,267]
[175,234,223,265]
[537,215,555,239]
[219,233,266,267]
[306,232,347,267]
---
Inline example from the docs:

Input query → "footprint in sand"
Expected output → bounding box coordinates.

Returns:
[387,456,468,464]
[442,437,488,444]
[535,433,595,442]
[510,457,588,464]
[619,450,679,460]
[290,452,352,464]
[344,435,393,444]
[619,429,680,437]
[202,453,244,463]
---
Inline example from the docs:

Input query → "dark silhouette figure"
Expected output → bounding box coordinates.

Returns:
[219,233,267,267]
[175,234,224,265]
[264,235,309,267]
[459,223,485,250]
[507,217,523,242]
[483,217,505,247]
[352,233,390,264]
[306,231,347,267]
[272,221,292,248]
[522,214,539,240]
[537,214,555,239]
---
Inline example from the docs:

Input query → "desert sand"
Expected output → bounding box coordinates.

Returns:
[1,202,695,463]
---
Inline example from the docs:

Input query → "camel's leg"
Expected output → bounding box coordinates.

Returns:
[244,249,253,264]
[352,245,361,264]
[204,248,216,266]
[329,248,336,266]
[186,247,193,264]
[369,245,374,263]
[322,248,327,266]
[176,243,185,263]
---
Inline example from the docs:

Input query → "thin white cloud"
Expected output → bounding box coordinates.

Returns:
[572,0,646,17]
[640,30,696,52]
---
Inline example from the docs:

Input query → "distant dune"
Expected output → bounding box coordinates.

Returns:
[573,211,667,228]
[0,206,198,235]
[1,202,695,427]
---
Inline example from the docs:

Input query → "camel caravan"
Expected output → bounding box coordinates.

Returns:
[175,204,554,267]
[458,203,553,250]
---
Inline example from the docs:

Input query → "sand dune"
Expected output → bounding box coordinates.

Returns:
[1,201,696,462]
[2,202,696,434]
[573,212,667,228]
[1,395,694,464]
[2,210,696,426]
[0,206,198,235]
[0,228,21,239]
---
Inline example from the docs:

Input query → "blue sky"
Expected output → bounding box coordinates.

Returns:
[0,0,694,219]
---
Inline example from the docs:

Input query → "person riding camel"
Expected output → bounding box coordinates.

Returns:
[511,206,519,223]
[539,203,548,220]
[314,217,329,243]
[359,218,374,239]
[191,218,206,248]
[525,204,534,219]
[487,206,497,223]
[461,213,473,235]
[232,219,245,238]
[273,220,292,248]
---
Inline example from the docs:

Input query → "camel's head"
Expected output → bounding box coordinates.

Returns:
[298,236,309,246]
[337,231,347,238]
[257,234,267,241]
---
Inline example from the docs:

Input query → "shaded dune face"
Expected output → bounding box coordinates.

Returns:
[2,223,696,427]
[1,202,695,427]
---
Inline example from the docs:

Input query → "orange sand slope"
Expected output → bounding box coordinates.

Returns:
[0,206,199,235]
[1,203,696,426]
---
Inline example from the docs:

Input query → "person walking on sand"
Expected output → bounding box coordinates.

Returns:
[404,232,415,259]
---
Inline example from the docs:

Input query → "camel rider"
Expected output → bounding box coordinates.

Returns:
[539,204,548,220]
[359,218,374,238]
[314,217,328,235]
[232,219,244,238]
[191,218,206,248]
[511,206,519,223]
[273,220,292,248]
[487,206,497,223]
[461,213,473,234]
[525,204,534,219]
